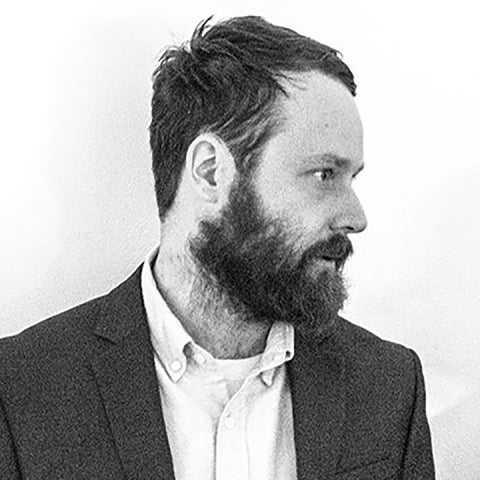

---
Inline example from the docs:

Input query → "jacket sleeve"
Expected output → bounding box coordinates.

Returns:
[401,349,436,479]
[0,395,21,479]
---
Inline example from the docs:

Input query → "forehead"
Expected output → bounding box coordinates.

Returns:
[264,71,363,170]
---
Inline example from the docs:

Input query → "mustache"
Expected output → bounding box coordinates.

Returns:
[301,234,353,269]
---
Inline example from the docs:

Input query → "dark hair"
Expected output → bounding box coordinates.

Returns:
[150,16,356,218]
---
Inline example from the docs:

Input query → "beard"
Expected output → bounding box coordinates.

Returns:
[189,174,353,337]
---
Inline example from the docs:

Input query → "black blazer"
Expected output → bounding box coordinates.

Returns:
[0,267,435,479]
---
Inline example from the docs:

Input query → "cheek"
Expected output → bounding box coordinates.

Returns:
[253,169,334,243]
[294,210,331,246]
[260,197,332,245]
[256,175,311,219]
[275,203,333,253]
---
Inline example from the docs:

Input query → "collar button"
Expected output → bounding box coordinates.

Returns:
[170,360,182,372]
[194,353,206,364]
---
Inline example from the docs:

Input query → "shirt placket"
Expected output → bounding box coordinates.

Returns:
[215,380,249,480]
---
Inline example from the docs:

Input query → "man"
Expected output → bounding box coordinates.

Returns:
[0,16,434,479]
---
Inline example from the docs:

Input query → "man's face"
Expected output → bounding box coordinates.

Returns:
[190,71,366,336]
[253,71,366,262]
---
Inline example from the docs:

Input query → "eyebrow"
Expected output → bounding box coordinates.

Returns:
[307,153,364,176]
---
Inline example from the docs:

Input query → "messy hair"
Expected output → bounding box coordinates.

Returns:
[150,16,356,218]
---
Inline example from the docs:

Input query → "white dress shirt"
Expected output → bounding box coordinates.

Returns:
[141,246,297,480]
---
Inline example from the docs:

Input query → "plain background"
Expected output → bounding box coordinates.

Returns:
[1,1,479,478]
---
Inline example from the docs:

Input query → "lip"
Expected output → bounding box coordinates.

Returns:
[309,254,343,270]
[320,256,340,262]
[319,256,345,271]
[314,257,337,268]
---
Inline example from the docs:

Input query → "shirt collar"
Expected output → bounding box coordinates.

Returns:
[257,321,295,387]
[141,246,192,383]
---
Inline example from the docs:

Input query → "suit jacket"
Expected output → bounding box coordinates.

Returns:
[0,267,435,479]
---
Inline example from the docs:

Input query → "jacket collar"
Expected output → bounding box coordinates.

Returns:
[91,266,176,479]
[93,265,147,344]
[91,266,346,480]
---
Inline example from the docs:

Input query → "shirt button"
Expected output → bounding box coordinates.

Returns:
[170,360,182,372]
[224,416,235,430]
[194,353,206,365]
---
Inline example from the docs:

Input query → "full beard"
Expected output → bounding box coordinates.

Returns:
[189,174,353,338]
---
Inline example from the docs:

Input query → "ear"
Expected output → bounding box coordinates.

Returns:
[185,133,236,209]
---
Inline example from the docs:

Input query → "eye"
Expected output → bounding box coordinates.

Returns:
[313,168,335,182]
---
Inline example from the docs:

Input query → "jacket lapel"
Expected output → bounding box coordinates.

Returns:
[288,328,346,480]
[90,267,175,480]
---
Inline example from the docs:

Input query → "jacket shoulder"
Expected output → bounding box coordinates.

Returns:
[0,266,145,378]
[323,316,422,401]
[0,295,107,369]
[0,266,144,368]
[332,316,415,367]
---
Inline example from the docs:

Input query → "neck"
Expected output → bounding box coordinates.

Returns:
[152,242,271,360]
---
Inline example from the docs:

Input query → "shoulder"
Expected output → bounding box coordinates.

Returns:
[295,316,423,395]
[327,316,422,397]
[0,266,144,370]
[0,295,107,374]
[0,296,111,420]
[332,316,416,365]
[0,266,148,424]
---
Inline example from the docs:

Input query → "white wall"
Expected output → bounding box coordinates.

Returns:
[1,1,479,478]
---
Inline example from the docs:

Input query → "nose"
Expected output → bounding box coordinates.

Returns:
[330,190,367,234]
